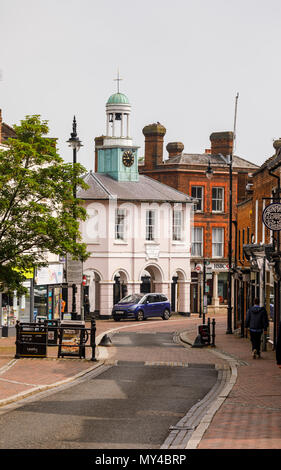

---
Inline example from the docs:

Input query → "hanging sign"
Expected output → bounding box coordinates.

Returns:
[262,203,281,231]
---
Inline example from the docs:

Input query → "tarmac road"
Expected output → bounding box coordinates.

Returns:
[0,330,218,449]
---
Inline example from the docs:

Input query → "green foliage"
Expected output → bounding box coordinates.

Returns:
[0,115,89,292]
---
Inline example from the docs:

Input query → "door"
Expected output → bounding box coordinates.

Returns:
[145,294,158,317]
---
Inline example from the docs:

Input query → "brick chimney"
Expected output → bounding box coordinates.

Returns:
[166,142,184,158]
[210,131,234,156]
[142,123,166,169]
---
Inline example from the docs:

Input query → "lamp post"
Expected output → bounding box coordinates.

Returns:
[206,154,233,333]
[67,116,82,321]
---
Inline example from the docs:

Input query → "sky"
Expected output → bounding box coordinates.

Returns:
[1,0,281,171]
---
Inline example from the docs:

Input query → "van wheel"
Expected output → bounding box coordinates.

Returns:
[113,317,121,322]
[162,309,170,320]
[136,310,144,321]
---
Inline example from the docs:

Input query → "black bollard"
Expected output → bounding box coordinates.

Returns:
[90,318,97,361]
[14,320,20,359]
[207,317,211,345]
[211,318,216,347]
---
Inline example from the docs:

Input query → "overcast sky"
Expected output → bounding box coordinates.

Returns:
[1,0,281,170]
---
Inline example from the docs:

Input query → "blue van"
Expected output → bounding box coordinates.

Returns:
[112,293,171,322]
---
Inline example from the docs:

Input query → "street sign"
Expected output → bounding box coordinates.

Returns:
[66,254,83,284]
[262,202,281,231]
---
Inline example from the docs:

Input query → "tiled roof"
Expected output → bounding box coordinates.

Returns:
[164,153,259,170]
[77,172,194,203]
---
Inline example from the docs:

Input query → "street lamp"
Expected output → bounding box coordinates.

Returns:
[67,116,83,320]
[206,160,213,180]
[205,153,233,334]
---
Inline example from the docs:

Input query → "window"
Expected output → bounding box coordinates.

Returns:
[173,209,182,241]
[146,210,155,241]
[191,186,203,212]
[115,208,126,240]
[191,227,203,257]
[212,187,224,212]
[212,227,224,257]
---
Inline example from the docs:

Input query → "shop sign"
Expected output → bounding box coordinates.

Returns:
[262,203,281,231]
[35,264,64,285]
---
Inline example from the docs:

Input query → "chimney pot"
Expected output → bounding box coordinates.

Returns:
[166,142,184,157]
[210,131,234,156]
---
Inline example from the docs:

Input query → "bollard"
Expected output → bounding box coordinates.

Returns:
[207,317,211,345]
[211,318,216,347]
[15,321,20,359]
[90,319,97,361]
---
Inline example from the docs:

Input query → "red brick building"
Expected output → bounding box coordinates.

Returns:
[236,139,281,346]
[0,109,16,145]
[139,123,258,315]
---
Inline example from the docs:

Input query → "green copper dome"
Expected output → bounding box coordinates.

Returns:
[107,92,130,105]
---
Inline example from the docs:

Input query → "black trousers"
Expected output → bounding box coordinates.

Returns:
[250,330,262,354]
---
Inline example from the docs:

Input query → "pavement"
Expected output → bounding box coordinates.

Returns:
[0,313,280,450]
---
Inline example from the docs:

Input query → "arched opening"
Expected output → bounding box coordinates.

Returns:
[171,270,187,314]
[140,264,163,294]
[113,270,129,305]
[83,270,101,320]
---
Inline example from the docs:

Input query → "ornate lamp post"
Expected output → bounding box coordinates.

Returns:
[67,116,83,320]
[205,153,233,334]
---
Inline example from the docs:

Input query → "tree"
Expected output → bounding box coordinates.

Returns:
[0,115,89,293]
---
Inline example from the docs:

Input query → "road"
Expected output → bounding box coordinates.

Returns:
[0,326,218,449]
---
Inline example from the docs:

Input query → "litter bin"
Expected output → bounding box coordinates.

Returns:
[2,326,8,337]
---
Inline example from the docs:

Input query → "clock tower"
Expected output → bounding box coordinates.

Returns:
[96,75,139,182]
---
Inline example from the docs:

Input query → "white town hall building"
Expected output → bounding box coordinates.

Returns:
[78,86,195,319]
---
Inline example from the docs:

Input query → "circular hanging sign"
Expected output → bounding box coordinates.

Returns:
[262,202,281,231]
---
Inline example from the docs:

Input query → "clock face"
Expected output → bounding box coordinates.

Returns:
[122,150,134,167]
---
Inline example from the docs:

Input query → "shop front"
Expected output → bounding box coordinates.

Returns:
[0,276,33,336]
[34,264,67,322]
[191,262,228,316]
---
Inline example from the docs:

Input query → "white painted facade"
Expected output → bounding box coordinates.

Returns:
[80,198,193,317]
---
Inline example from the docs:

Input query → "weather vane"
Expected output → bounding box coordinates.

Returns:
[114,68,122,93]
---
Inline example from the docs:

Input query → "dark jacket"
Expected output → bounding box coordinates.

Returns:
[276,321,281,365]
[246,305,269,332]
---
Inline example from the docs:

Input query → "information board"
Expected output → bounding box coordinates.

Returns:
[58,321,86,358]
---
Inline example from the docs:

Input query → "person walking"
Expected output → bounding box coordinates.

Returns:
[246,298,269,359]
[276,321,281,369]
